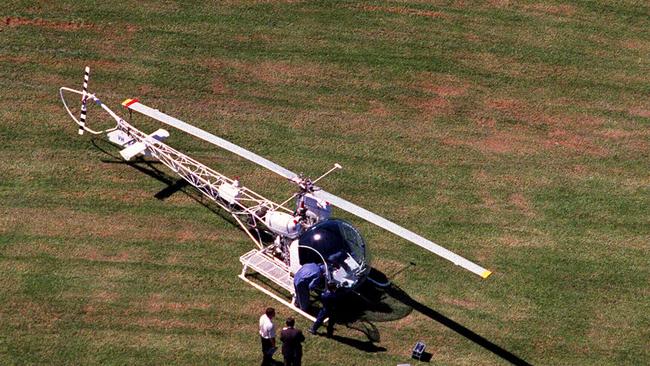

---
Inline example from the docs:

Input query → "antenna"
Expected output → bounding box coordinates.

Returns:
[312,163,342,184]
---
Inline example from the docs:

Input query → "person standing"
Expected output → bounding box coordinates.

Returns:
[309,282,339,337]
[259,307,277,366]
[293,263,326,312]
[280,317,305,366]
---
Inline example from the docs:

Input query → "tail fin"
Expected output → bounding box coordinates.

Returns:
[78,66,90,135]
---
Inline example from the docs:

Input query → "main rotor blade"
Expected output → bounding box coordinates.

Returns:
[313,190,492,279]
[122,99,299,180]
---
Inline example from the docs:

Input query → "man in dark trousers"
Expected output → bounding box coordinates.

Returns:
[309,282,340,337]
[280,317,305,366]
[258,307,277,366]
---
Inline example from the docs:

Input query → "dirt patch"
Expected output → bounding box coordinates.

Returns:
[629,107,650,118]
[498,230,553,248]
[597,129,635,139]
[411,96,451,116]
[4,300,62,329]
[544,128,608,157]
[3,16,94,31]
[92,23,140,57]
[487,0,512,7]
[81,247,145,264]
[368,100,391,118]
[390,311,423,331]
[523,4,577,17]
[2,207,225,250]
[212,77,228,95]
[413,73,470,98]
[145,293,212,313]
[571,164,589,176]
[485,99,526,113]
[509,192,535,217]
[621,39,650,51]
[474,116,497,128]
[358,5,447,19]
[133,317,213,330]
[440,296,479,310]
[0,54,31,63]
[224,59,334,86]
[456,52,533,78]
[441,126,537,155]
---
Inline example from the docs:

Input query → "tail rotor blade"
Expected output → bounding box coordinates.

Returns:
[78,66,90,135]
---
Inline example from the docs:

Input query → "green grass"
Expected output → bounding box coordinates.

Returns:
[1,1,649,365]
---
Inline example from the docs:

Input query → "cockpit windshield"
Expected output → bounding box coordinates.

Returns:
[299,219,370,286]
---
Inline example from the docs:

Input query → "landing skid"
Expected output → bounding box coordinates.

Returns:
[239,249,327,323]
[367,271,391,288]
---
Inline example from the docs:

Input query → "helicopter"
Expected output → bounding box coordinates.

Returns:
[60,67,491,320]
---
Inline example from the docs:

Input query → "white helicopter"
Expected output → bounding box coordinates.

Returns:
[60,67,491,320]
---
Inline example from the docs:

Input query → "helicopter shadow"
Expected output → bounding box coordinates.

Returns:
[90,140,530,364]
[90,138,246,232]
[336,267,532,365]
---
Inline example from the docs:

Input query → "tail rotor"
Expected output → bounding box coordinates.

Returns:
[78,66,90,135]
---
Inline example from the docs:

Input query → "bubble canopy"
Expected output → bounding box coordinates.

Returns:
[297,219,370,286]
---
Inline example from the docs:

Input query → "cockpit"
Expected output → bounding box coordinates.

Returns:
[297,219,370,288]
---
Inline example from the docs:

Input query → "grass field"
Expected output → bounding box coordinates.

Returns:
[1,1,649,365]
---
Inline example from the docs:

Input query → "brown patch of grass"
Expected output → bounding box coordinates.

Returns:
[441,126,537,155]
[81,247,147,264]
[211,77,228,95]
[133,317,213,331]
[2,207,228,251]
[440,296,479,310]
[412,73,470,97]
[472,97,611,156]
[523,4,577,17]
[456,52,532,78]
[498,234,528,247]
[509,193,535,217]
[621,39,650,51]
[371,258,412,278]
[544,128,608,157]
[0,54,31,63]
[485,98,532,121]
[91,23,140,58]
[4,300,62,329]
[3,16,93,31]
[629,107,650,118]
[411,96,452,116]
[597,129,635,139]
[144,293,212,313]
[390,311,424,331]
[498,229,552,248]
[487,0,511,7]
[357,5,447,19]
[368,100,391,118]
[474,116,497,128]
[224,59,332,86]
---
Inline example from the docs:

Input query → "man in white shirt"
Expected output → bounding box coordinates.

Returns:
[258,307,277,366]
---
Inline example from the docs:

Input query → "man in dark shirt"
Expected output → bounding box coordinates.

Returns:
[280,317,305,366]
[309,282,339,337]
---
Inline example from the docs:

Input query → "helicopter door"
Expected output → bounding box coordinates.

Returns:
[288,239,301,274]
